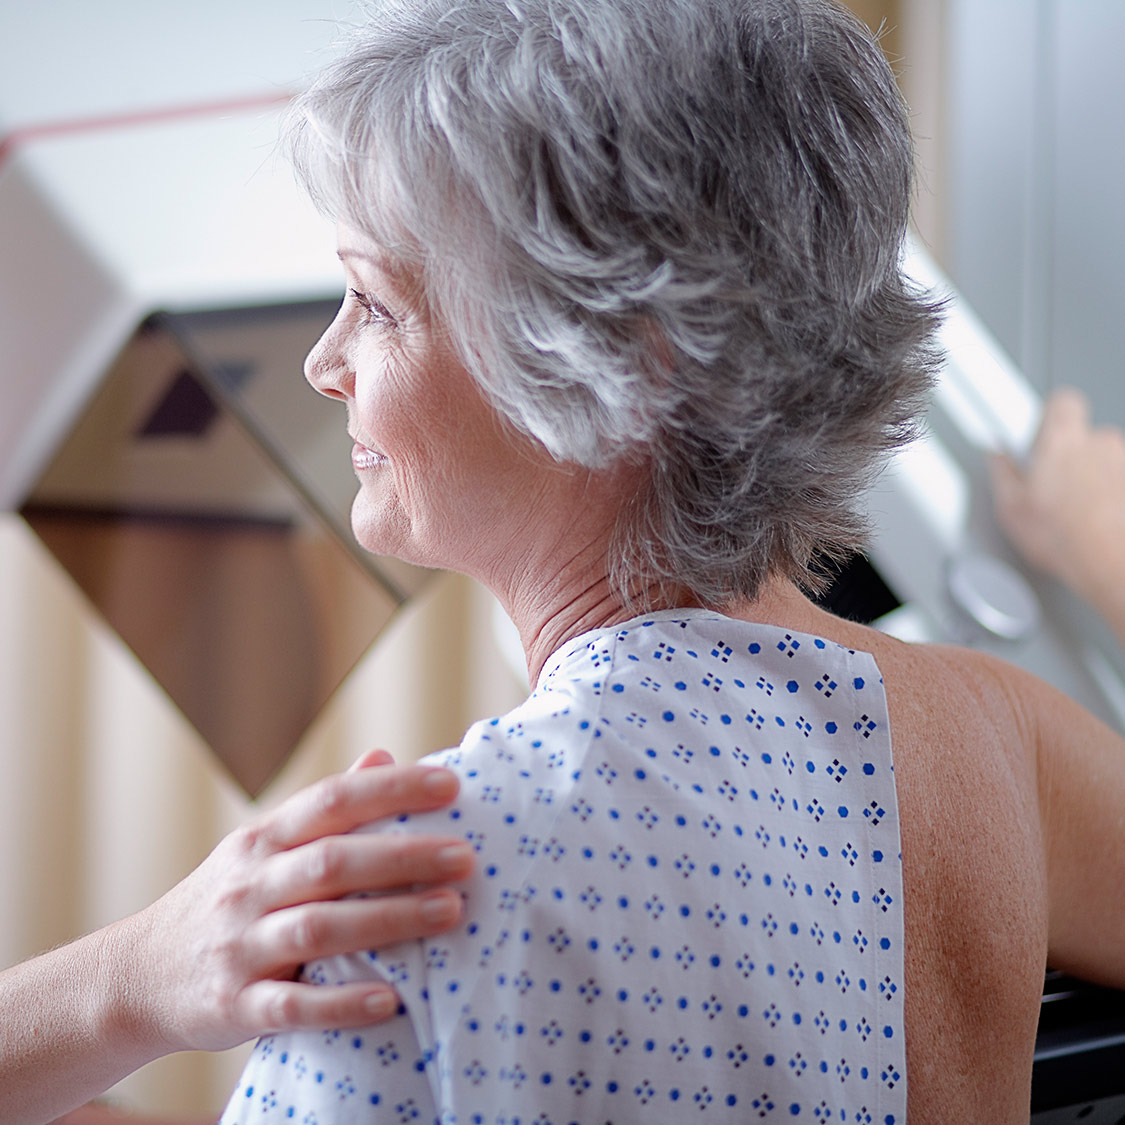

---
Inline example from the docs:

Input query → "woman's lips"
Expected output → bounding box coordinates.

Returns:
[352,441,387,470]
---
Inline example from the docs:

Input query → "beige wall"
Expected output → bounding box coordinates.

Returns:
[0,514,526,1115]
[844,0,948,259]
[843,0,903,65]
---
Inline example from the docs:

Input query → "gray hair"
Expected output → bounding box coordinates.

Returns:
[287,0,941,604]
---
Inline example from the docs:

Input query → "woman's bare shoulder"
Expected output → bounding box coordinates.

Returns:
[869,632,1038,746]
[843,628,1044,850]
[776,597,1040,750]
[767,603,1052,1117]
[858,619,1125,982]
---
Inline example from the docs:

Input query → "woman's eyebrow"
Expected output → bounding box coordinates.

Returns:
[336,246,381,264]
[337,247,413,285]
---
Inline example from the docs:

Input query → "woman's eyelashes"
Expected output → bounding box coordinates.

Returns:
[349,288,395,327]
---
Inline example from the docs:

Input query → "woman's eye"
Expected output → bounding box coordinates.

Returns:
[349,288,393,326]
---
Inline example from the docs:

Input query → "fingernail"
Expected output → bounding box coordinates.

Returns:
[437,843,473,872]
[420,891,461,925]
[423,769,458,798]
[364,989,397,1017]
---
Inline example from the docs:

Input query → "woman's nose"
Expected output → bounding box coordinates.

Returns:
[304,318,352,402]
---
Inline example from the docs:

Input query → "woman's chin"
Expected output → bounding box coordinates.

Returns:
[350,506,433,569]
[351,497,404,559]
[352,523,403,562]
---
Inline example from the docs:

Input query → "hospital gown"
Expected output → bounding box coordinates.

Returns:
[222,608,906,1123]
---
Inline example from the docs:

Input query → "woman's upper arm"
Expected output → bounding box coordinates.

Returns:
[1024,665,1125,985]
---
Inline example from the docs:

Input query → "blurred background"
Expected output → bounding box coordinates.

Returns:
[1,0,1122,1116]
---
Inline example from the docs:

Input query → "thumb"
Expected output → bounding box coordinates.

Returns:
[988,450,1024,503]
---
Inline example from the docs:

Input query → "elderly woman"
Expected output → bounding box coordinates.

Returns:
[200,0,1125,1122]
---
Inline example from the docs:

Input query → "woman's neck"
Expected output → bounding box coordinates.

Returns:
[459,458,663,683]
[465,453,829,682]
[496,552,816,687]
[498,546,685,685]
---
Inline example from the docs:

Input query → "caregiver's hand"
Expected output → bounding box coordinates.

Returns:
[4,750,470,1124]
[123,750,471,1054]
[991,386,1125,643]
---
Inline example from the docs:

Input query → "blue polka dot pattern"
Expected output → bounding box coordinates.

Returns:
[222,610,905,1123]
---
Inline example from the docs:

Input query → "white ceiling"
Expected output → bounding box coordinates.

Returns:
[0,1,356,131]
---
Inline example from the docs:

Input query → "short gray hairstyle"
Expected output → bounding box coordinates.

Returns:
[287,0,941,604]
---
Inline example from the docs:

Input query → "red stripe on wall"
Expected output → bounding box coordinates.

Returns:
[0,91,292,173]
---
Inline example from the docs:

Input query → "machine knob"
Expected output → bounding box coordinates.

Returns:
[946,552,1041,642]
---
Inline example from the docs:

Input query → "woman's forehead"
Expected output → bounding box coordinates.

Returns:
[337,224,419,282]
[336,221,397,271]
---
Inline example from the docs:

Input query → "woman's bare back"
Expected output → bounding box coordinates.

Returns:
[742,582,1125,1122]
